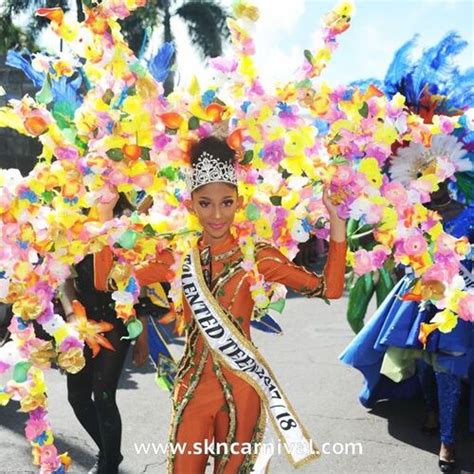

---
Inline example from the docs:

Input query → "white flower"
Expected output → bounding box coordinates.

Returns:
[112,291,134,305]
[389,134,470,186]
[42,314,65,335]
[290,220,309,243]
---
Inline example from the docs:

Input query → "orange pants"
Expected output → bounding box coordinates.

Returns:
[173,369,260,473]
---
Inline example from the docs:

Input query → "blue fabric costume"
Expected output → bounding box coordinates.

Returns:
[340,206,474,445]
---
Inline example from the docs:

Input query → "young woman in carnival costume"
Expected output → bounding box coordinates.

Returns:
[58,194,163,474]
[94,136,347,472]
[340,32,474,472]
[340,125,474,473]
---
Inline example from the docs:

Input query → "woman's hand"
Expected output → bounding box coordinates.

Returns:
[322,188,346,242]
[96,188,120,222]
[132,321,149,367]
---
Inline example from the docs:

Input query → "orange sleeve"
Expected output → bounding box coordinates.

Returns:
[93,247,174,291]
[256,239,347,299]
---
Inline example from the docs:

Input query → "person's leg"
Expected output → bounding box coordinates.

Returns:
[416,358,438,431]
[91,322,130,473]
[435,370,461,467]
[66,348,103,451]
[213,377,260,473]
[172,376,224,473]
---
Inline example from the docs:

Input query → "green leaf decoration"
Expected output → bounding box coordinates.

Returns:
[188,116,200,130]
[143,223,156,237]
[36,75,53,105]
[268,298,286,313]
[106,148,124,161]
[117,229,138,249]
[13,361,32,383]
[159,166,178,180]
[122,318,143,340]
[270,196,282,206]
[359,102,369,118]
[141,147,151,161]
[241,150,253,165]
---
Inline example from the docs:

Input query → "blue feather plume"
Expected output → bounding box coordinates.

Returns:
[6,49,45,88]
[384,35,419,99]
[148,42,175,83]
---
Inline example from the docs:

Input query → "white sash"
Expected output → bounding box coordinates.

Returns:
[459,262,474,290]
[181,249,319,468]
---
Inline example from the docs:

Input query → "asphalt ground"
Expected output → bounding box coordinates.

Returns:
[1,295,473,473]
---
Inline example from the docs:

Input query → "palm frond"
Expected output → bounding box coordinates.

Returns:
[175,0,229,58]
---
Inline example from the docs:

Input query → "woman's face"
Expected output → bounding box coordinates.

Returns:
[187,182,242,243]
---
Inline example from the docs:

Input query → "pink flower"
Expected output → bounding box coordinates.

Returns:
[54,146,79,161]
[331,165,353,186]
[39,444,60,471]
[25,417,48,441]
[354,249,374,275]
[458,294,474,322]
[382,181,408,209]
[423,263,449,283]
[262,140,284,165]
[403,232,428,256]
[152,133,172,151]
[372,245,391,268]
[59,337,83,352]
[435,234,456,255]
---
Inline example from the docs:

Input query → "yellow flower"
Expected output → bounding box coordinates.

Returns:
[373,124,398,145]
[19,393,47,413]
[12,294,43,321]
[431,309,458,333]
[359,157,382,188]
[281,191,300,210]
[30,341,56,368]
[58,347,86,374]
[454,236,470,256]
[0,392,12,406]
[58,452,72,470]
[239,56,257,80]
[334,1,355,17]
[378,207,398,232]
[255,218,273,239]
[445,289,464,313]
[53,326,70,345]
[427,222,443,240]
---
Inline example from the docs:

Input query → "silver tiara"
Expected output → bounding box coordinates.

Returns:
[187,151,238,192]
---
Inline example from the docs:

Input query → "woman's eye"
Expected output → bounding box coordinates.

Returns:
[199,201,210,208]
[223,200,234,207]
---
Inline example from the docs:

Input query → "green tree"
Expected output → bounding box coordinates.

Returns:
[1,0,230,92]
[0,0,71,54]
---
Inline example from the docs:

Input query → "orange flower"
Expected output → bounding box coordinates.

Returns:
[206,103,226,123]
[71,300,115,358]
[159,304,186,336]
[160,112,183,129]
[227,128,244,150]
[24,116,48,136]
[36,7,64,23]
[418,322,440,347]
[122,144,141,161]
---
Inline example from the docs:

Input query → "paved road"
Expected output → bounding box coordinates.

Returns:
[1,296,473,473]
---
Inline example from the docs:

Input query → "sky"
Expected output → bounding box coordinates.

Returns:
[2,0,473,90]
[171,0,473,88]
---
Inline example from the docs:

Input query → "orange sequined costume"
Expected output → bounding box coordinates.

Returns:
[95,236,346,473]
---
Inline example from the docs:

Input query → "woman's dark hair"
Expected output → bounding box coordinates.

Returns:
[113,192,135,217]
[189,136,236,167]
